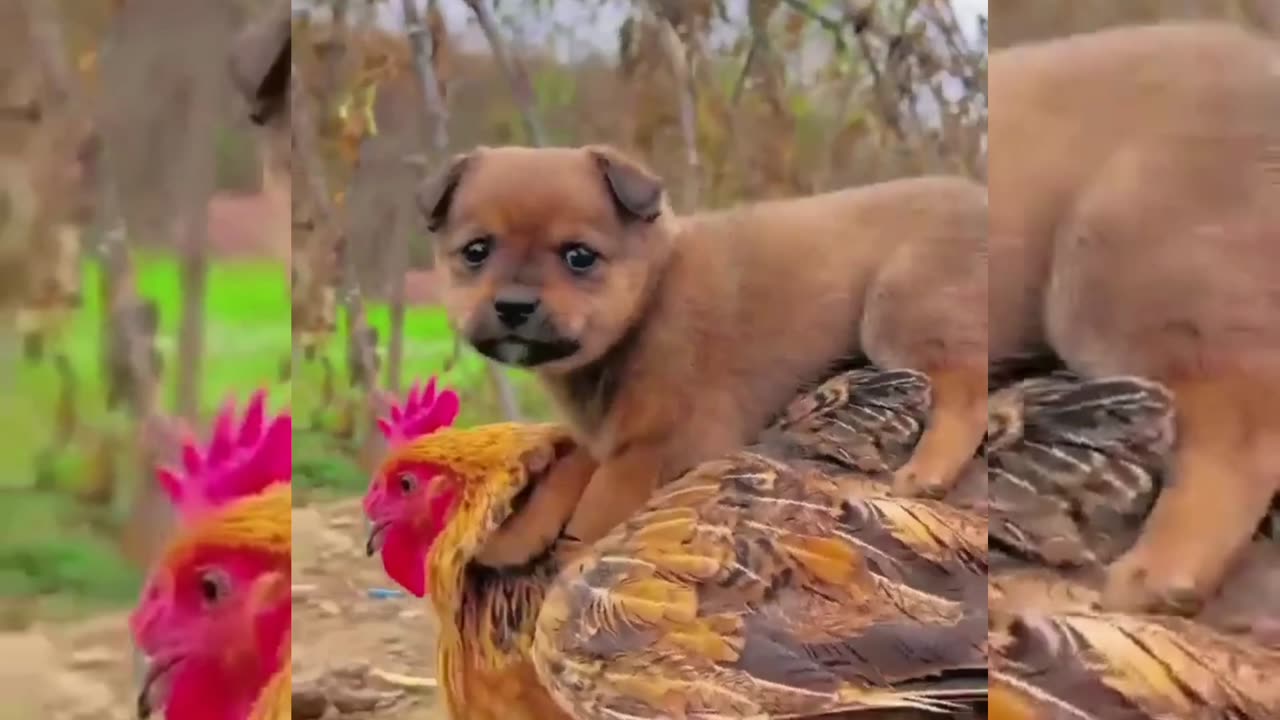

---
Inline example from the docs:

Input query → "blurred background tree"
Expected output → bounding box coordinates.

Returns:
[1,0,290,628]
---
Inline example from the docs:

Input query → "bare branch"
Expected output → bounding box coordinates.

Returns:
[19,0,156,422]
[460,0,547,146]
[169,0,224,423]
[779,0,847,47]
[401,0,449,153]
[398,0,522,420]
[655,18,701,210]
[925,0,986,97]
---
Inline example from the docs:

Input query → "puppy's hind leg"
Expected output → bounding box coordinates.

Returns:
[1102,374,1280,614]
[861,234,989,499]
[890,365,988,498]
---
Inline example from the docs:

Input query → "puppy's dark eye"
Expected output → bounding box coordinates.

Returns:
[397,472,417,494]
[561,244,599,274]
[460,237,492,268]
[198,569,230,607]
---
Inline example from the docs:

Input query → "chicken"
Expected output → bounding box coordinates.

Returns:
[986,371,1280,719]
[129,391,292,720]
[363,379,578,720]
[363,369,989,719]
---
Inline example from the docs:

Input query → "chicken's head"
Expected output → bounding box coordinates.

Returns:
[129,391,291,720]
[363,378,460,597]
[364,378,584,599]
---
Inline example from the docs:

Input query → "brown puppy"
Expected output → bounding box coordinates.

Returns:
[989,22,1280,614]
[422,145,988,546]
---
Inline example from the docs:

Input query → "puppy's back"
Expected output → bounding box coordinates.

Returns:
[988,22,1280,360]
[656,176,986,436]
[991,22,1280,201]
[685,175,986,276]
[678,176,986,342]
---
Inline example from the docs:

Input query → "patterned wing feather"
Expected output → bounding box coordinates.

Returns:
[533,369,988,720]
[992,612,1280,720]
[987,373,1174,569]
[988,372,1280,719]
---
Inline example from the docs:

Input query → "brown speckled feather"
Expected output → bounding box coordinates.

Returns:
[987,372,1280,720]
[991,612,1280,720]
[533,369,989,719]
[987,372,1175,570]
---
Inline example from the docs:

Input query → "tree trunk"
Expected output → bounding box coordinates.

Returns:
[403,0,449,154]
[462,0,547,146]
[384,238,407,394]
[655,17,701,210]
[295,4,387,469]
[173,54,218,422]
[386,0,450,397]
[410,0,522,420]
[20,18,172,703]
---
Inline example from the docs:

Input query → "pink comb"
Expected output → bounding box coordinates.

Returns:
[157,389,292,518]
[377,377,460,447]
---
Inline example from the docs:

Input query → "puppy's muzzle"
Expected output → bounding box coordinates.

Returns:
[494,297,539,329]
[469,295,580,368]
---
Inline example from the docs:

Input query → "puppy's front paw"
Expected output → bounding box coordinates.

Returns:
[553,532,589,563]
[1102,547,1206,615]
[891,464,951,499]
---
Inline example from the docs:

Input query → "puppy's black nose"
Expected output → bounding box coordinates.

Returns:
[494,298,539,328]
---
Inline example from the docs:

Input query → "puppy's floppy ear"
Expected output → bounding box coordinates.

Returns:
[417,152,475,233]
[586,145,664,222]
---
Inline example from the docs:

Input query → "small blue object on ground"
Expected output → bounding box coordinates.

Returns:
[367,587,406,600]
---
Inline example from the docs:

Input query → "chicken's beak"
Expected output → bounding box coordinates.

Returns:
[136,656,179,719]
[366,521,389,556]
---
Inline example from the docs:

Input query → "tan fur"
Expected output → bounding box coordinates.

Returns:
[990,22,1280,613]
[425,145,988,546]
[472,444,596,568]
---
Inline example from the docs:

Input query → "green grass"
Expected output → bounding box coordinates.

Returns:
[0,249,553,615]
[293,302,552,431]
[291,302,554,499]
[0,252,289,614]
[0,492,142,624]
[1,254,291,487]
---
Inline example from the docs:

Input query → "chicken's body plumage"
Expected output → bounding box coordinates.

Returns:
[440,647,570,720]
[987,371,1280,719]
[363,383,575,719]
[372,366,1280,719]
[435,480,571,720]
[368,371,989,719]
[382,422,579,720]
[534,370,988,719]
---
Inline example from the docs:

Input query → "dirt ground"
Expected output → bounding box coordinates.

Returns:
[290,497,448,720]
[0,497,447,720]
[0,608,137,720]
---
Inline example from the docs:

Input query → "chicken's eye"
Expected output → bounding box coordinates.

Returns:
[397,472,417,494]
[198,568,231,607]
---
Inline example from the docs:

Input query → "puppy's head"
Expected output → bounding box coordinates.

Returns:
[420,145,673,373]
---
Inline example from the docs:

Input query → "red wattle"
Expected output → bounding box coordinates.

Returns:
[381,522,428,598]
